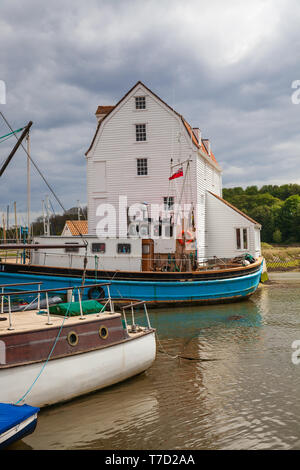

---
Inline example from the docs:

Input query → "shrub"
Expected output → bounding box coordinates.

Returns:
[273,229,282,243]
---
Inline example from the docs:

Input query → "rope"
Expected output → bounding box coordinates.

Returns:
[14,288,75,405]
[0,134,15,144]
[95,255,98,280]
[155,331,219,362]
[0,127,24,141]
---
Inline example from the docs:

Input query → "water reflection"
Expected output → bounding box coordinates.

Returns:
[17,376,159,450]
[10,286,300,450]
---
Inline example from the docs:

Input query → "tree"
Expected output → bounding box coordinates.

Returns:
[277,195,300,242]
[245,185,258,195]
[273,229,282,243]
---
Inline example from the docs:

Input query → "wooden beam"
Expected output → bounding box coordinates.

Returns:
[0,121,33,177]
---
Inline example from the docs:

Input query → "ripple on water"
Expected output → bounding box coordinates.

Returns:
[14,284,300,450]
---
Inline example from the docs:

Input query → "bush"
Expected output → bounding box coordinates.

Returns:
[273,229,282,243]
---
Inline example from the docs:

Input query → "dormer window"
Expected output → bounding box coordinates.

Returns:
[135,96,146,109]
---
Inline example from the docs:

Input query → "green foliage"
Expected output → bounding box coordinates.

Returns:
[31,206,87,236]
[223,184,300,244]
[273,229,282,243]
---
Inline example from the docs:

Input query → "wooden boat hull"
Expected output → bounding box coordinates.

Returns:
[0,331,156,408]
[0,258,263,306]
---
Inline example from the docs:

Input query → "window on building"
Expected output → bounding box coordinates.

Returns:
[117,243,131,254]
[243,228,248,249]
[65,242,79,253]
[163,196,174,210]
[236,228,248,250]
[136,124,146,141]
[91,243,106,253]
[236,229,241,249]
[135,96,146,109]
[164,224,173,238]
[137,158,148,175]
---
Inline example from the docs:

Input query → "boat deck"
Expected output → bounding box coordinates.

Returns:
[0,309,120,336]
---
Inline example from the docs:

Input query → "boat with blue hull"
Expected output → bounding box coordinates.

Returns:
[0,403,39,449]
[0,257,263,307]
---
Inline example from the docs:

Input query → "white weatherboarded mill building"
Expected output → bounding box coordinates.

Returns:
[85,81,261,264]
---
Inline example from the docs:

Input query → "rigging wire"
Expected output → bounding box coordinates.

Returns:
[0,127,24,142]
[0,112,87,246]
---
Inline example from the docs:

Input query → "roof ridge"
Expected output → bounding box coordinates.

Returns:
[208,191,261,226]
[86,81,219,168]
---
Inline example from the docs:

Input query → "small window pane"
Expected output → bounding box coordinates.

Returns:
[92,243,106,253]
[136,124,146,141]
[236,229,241,249]
[164,196,174,210]
[117,243,131,254]
[137,158,148,175]
[135,96,146,109]
[65,242,79,253]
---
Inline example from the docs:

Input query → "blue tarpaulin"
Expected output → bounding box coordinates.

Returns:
[0,403,39,435]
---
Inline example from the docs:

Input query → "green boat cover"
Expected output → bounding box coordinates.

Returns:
[49,300,104,316]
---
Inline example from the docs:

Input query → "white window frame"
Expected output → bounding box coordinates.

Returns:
[163,196,174,210]
[135,123,147,142]
[235,227,249,250]
[137,158,148,176]
[135,96,146,110]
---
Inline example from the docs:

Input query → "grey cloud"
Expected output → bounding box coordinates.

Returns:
[1,0,300,220]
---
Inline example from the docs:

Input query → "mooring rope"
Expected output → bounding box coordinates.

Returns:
[155,331,218,362]
[14,288,75,405]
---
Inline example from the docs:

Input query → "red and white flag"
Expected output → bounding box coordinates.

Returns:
[169,167,183,180]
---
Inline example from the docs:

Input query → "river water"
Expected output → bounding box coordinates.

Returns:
[8,280,300,450]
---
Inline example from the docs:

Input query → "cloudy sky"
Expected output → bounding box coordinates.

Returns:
[0,0,300,222]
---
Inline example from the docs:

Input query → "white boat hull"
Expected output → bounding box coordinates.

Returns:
[0,332,156,408]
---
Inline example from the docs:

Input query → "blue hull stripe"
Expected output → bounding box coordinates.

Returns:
[0,263,263,303]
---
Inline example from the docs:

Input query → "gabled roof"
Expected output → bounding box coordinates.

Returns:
[181,119,219,166]
[208,192,261,227]
[85,81,220,168]
[63,220,88,235]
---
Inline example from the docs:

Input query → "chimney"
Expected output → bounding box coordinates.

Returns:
[192,128,201,143]
[95,105,115,122]
[202,138,211,156]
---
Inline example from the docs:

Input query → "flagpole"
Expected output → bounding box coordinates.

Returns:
[170,158,192,170]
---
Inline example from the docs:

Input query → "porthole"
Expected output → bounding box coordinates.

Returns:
[99,325,108,339]
[67,331,79,347]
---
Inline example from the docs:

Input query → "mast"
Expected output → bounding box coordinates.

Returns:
[2,214,6,242]
[6,205,9,233]
[14,202,18,242]
[26,131,31,240]
[42,200,46,235]
[45,195,51,236]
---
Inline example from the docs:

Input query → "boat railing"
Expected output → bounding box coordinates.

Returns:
[121,300,152,332]
[0,281,43,315]
[26,250,249,271]
[0,282,113,331]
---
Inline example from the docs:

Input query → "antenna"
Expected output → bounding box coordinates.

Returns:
[77,200,81,220]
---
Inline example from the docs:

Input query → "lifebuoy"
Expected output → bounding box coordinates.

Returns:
[178,230,194,245]
[88,286,105,300]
